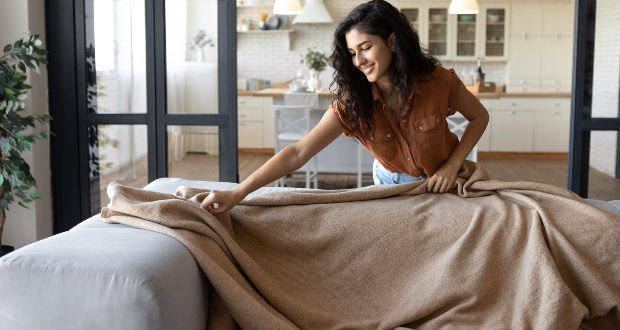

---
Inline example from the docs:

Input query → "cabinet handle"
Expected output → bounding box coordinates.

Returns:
[511,102,518,106]
[522,32,528,40]
[240,123,246,127]
[239,100,246,105]
[510,111,516,115]
[239,114,246,118]
[554,111,560,115]
[554,33,560,40]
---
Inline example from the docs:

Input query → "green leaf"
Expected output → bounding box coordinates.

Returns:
[0,174,4,186]
[3,44,12,53]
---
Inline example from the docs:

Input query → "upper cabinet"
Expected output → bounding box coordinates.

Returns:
[453,13,477,59]
[400,5,508,61]
[427,8,449,58]
[481,7,508,60]
[507,3,574,92]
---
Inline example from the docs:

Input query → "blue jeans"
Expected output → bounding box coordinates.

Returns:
[372,159,427,185]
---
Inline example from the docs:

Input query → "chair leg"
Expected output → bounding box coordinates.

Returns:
[312,157,318,189]
[305,164,311,189]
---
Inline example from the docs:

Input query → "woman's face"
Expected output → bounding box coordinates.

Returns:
[345,28,394,83]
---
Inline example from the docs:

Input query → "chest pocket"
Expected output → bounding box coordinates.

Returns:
[415,113,441,133]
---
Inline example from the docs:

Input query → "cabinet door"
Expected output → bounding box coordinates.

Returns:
[507,37,541,79]
[534,108,570,152]
[454,13,477,59]
[482,7,507,59]
[540,36,573,80]
[427,8,449,58]
[238,122,263,149]
[542,3,574,36]
[510,4,542,36]
[490,110,534,152]
[400,7,421,35]
[262,106,274,149]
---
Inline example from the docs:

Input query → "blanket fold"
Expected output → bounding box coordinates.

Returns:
[102,161,620,329]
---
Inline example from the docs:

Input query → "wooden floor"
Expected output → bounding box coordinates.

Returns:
[98,152,620,208]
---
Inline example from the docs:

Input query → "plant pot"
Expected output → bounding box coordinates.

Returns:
[0,245,15,258]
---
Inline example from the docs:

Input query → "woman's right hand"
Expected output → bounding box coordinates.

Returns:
[200,189,245,214]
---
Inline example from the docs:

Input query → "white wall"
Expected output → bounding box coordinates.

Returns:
[591,0,619,176]
[0,0,53,248]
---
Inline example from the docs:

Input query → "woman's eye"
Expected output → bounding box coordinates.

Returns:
[362,46,371,52]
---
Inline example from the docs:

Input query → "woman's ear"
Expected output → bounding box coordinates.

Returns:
[388,33,396,51]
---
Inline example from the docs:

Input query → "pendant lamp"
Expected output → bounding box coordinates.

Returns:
[293,0,333,24]
[448,0,479,14]
[273,0,302,15]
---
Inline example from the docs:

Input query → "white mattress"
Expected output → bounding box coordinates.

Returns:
[0,178,617,330]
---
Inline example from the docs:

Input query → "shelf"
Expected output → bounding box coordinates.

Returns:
[237,29,293,34]
[237,29,294,50]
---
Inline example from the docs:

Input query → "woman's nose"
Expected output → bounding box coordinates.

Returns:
[355,53,365,67]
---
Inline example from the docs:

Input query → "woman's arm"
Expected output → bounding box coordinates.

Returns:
[201,108,345,213]
[427,87,489,193]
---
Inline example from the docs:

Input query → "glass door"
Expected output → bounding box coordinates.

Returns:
[455,13,477,58]
[427,8,448,58]
[46,0,238,227]
[484,8,507,58]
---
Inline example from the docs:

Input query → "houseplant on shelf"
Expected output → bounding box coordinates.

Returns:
[301,47,328,92]
[0,34,49,256]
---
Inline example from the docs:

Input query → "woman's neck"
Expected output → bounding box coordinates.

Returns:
[375,75,393,101]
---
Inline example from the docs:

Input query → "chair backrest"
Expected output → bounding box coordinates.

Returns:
[273,93,320,148]
[284,92,319,108]
[446,113,467,139]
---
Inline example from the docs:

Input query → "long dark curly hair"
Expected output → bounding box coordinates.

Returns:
[329,0,437,132]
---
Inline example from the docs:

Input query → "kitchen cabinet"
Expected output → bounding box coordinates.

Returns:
[533,101,570,152]
[491,109,534,152]
[486,97,570,152]
[507,3,574,93]
[401,5,508,61]
[480,7,508,60]
[238,96,274,149]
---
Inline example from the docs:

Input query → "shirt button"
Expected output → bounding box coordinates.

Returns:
[407,157,412,160]
[436,118,440,122]
[418,126,423,130]
[370,136,374,141]
[386,133,391,138]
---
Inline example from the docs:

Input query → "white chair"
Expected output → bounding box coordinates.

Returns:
[273,93,320,188]
[447,113,478,162]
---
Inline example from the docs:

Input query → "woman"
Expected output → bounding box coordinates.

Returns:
[202,0,488,213]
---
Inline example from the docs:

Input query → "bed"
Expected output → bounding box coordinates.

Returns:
[0,173,619,329]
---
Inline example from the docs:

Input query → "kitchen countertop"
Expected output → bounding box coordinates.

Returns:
[238,88,570,99]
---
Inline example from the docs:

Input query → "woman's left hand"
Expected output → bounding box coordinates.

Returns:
[426,161,461,193]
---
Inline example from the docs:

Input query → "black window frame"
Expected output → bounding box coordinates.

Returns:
[45,0,238,233]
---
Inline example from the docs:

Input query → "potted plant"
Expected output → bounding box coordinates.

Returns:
[301,47,328,92]
[0,34,49,257]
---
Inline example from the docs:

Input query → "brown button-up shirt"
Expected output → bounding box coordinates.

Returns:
[332,66,466,177]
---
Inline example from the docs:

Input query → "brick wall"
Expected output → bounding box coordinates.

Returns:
[591,0,619,176]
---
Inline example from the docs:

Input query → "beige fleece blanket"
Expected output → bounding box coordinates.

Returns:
[101,161,620,329]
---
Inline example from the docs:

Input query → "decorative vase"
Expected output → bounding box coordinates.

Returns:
[307,69,322,92]
[196,48,205,62]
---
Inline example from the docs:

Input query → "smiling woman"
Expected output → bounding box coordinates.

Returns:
[200,0,488,213]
